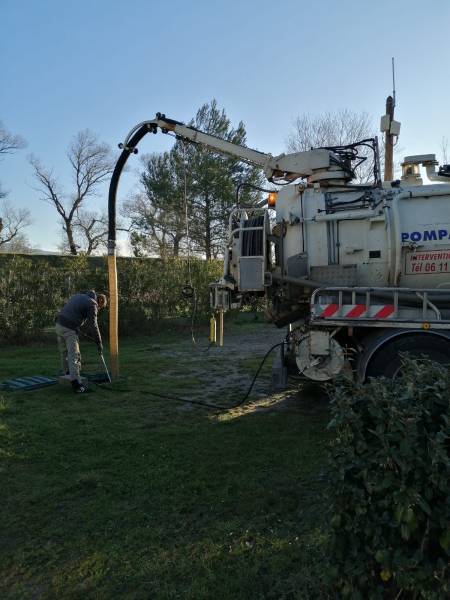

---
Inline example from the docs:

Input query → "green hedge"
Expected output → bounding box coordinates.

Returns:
[0,254,222,343]
[327,359,450,598]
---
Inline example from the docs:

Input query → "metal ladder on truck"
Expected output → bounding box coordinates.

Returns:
[210,207,269,311]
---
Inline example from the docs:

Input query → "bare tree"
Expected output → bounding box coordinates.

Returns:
[286,109,378,183]
[0,123,30,247]
[0,121,25,199]
[0,120,26,201]
[0,122,25,156]
[30,130,114,255]
[73,210,109,255]
[0,199,32,249]
[0,231,31,254]
[124,192,186,258]
[57,209,110,255]
[122,151,188,258]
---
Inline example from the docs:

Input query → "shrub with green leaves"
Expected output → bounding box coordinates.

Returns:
[0,255,222,343]
[328,359,450,598]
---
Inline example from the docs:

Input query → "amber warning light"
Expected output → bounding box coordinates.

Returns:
[268,192,277,207]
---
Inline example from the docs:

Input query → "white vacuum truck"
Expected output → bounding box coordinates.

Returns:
[120,115,450,383]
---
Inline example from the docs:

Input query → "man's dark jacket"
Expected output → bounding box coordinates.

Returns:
[56,290,102,346]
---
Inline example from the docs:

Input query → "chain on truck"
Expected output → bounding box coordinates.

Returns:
[110,112,450,385]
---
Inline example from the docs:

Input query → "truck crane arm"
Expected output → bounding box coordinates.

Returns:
[120,113,339,182]
[108,113,359,252]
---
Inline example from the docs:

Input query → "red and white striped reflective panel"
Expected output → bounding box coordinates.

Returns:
[315,304,395,319]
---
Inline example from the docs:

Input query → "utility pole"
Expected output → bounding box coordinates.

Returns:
[380,58,401,181]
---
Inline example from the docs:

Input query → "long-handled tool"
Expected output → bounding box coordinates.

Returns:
[99,353,112,383]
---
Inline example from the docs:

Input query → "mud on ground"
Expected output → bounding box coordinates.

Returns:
[142,321,329,416]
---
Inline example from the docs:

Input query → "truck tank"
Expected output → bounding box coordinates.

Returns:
[275,182,450,291]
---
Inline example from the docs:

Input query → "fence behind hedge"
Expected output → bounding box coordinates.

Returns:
[0,254,222,343]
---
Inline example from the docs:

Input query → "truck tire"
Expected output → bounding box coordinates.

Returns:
[365,333,450,379]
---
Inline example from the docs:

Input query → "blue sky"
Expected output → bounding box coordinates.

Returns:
[1,0,450,251]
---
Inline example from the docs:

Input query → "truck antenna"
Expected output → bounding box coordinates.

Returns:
[392,57,396,108]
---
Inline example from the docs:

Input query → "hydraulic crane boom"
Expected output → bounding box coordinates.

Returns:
[120,113,346,183]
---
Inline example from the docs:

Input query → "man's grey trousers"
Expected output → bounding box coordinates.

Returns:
[55,322,82,383]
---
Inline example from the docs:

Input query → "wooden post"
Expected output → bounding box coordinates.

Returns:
[209,315,217,344]
[108,253,119,378]
[219,309,224,347]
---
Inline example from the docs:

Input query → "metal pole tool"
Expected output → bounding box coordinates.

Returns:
[99,353,112,383]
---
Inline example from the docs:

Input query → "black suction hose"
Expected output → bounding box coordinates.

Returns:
[108,124,150,247]
[108,124,151,377]
[143,341,283,410]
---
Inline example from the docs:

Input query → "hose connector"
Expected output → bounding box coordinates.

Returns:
[117,142,138,154]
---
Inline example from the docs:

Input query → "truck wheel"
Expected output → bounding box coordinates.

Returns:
[365,334,450,379]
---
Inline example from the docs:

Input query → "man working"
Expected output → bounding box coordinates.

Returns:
[55,290,107,393]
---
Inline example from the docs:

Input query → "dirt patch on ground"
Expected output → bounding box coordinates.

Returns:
[148,322,328,414]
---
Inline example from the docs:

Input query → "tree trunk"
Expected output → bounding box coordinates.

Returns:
[65,219,78,255]
[204,193,211,260]
[173,237,179,257]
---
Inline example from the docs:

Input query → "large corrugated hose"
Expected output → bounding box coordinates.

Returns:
[107,125,150,378]
[242,215,264,256]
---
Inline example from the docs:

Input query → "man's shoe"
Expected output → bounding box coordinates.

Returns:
[71,380,87,393]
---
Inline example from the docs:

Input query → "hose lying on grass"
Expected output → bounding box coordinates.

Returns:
[93,342,284,412]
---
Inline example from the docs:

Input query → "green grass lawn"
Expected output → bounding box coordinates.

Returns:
[0,324,332,599]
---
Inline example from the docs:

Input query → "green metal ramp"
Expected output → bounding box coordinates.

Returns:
[0,376,58,391]
[0,373,110,392]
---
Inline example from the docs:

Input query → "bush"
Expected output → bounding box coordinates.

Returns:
[327,359,450,598]
[0,254,222,343]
